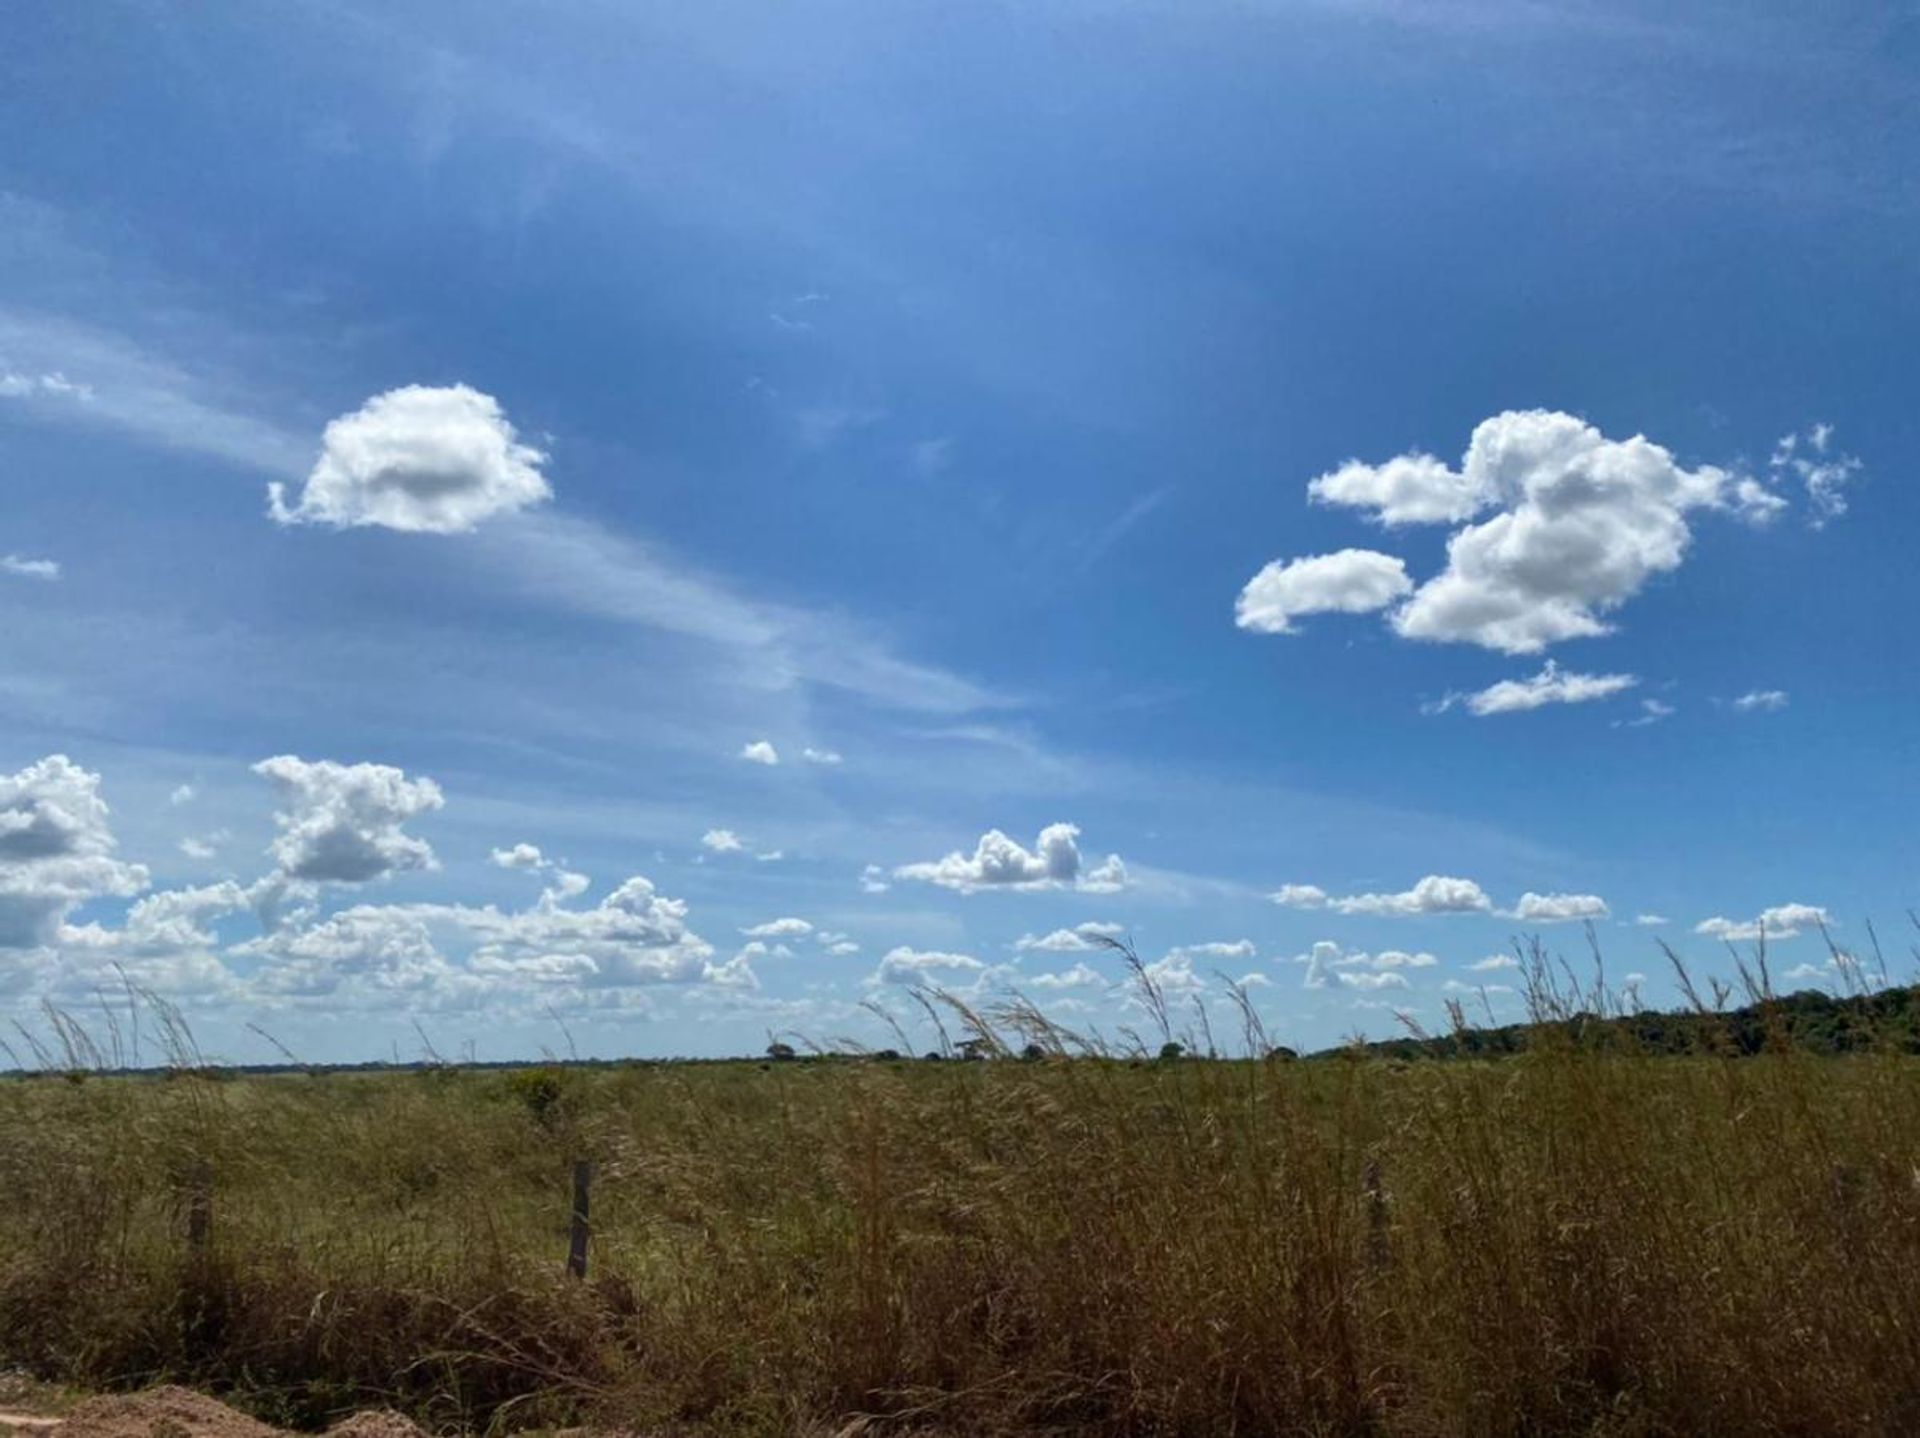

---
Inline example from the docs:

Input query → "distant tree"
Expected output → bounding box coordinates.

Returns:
[1158,1041,1186,1062]
[764,1040,797,1062]
[1020,1043,1047,1062]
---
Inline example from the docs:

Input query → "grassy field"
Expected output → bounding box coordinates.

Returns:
[4,975,1920,1436]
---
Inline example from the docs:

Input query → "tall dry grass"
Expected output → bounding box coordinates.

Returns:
[2,952,1919,1435]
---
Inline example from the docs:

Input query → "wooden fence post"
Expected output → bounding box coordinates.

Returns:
[1363,1156,1390,1272]
[567,1159,592,1279]
[185,1157,213,1256]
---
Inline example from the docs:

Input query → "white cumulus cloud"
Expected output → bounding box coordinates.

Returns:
[1235,549,1412,635]
[1252,411,1787,657]
[1694,902,1829,943]
[701,828,744,853]
[873,946,986,985]
[269,384,551,534]
[742,916,813,939]
[1276,874,1492,917]
[1732,689,1789,713]
[740,740,780,766]
[490,843,547,870]
[253,756,443,884]
[1014,921,1124,953]
[894,822,1127,895]
[1511,892,1610,923]
[0,755,150,950]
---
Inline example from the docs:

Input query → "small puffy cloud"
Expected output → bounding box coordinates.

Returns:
[1282,874,1493,917]
[1430,661,1637,717]
[1015,921,1124,953]
[253,755,443,884]
[1294,939,1342,989]
[802,746,843,766]
[1309,451,1485,526]
[546,869,591,900]
[1732,689,1789,713]
[169,784,197,806]
[1771,424,1861,525]
[1633,914,1669,927]
[1695,902,1829,943]
[0,370,93,402]
[1167,939,1257,962]
[873,946,985,986]
[742,916,813,939]
[1339,970,1409,991]
[1235,549,1412,635]
[1614,698,1675,729]
[740,740,780,766]
[701,828,744,853]
[1469,954,1519,971]
[1305,944,1436,974]
[1026,961,1107,991]
[1269,883,1329,909]
[491,842,548,870]
[178,832,228,861]
[1370,949,1439,968]
[268,384,550,534]
[859,864,890,894]
[0,755,150,949]
[2,554,59,580]
[894,822,1127,895]
[1511,892,1610,923]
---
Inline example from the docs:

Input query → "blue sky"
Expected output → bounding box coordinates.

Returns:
[1,1,1915,1062]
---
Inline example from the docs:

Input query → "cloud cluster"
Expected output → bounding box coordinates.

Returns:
[1695,903,1829,943]
[269,385,551,534]
[894,823,1128,894]
[1295,940,1433,990]
[873,946,985,985]
[1771,424,1861,525]
[1272,874,1493,917]
[1275,875,1613,924]
[1243,411,1792,655]
[0,756,150,950]
[0,752,747,1016]
[1732,689,1789,713]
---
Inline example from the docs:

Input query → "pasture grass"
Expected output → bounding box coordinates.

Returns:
[3,949,1920,1435]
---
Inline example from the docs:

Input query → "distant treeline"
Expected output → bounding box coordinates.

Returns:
[1326,984,1920,1063]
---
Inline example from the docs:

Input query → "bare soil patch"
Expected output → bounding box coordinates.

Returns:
[44,1391,426,1438]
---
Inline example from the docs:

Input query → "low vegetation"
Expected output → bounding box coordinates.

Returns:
[3,945,1920,1435]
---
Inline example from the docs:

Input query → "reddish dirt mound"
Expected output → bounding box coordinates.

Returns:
[320,1417,426,1438]
[53,1389,277,1438]
[47,1390,426,1438]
